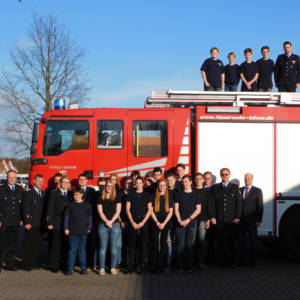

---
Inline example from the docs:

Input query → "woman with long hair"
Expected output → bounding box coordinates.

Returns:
[47,175,73,272]
[109,174,120,194]
[126,176,152,274]
[150,180,174,272]
[97,178,121,275]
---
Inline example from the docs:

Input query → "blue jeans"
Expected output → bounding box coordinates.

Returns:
[225,84,238,91]
[176,221,197,269]
[116,227,122,265]
[68,234,87,271]
[98,222,121,269]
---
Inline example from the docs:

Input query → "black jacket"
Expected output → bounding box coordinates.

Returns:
[119,189,129,223]
[22,188,45,228]
[83,186,96,204]
[274,53,300,85]
[240,186,263,223]
[211,183,242,223]
[0,183,23,228]
[47,189,72,229]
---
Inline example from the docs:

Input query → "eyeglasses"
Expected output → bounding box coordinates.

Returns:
[106,185,113,188]
[61,181,70,184]
[221,173,229,176]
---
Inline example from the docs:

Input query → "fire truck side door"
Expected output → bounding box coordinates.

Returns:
[127,109,174,177]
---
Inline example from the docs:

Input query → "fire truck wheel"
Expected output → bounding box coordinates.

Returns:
[279,204,300,261]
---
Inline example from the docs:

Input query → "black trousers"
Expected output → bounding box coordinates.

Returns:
[0,226,19,267]
[278,84,296,92]
[206,224,216,264]
[121,226,128,266]
[151,221,170,269]
[239,221,257,266]
[48,229,69,270]
[23,228,43,266]
[127,222,149,269]
[86,226,99,268]
[216,222,238,266]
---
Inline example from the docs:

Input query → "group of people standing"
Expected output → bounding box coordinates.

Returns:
[0,165,264,276]
[201,41,300,92]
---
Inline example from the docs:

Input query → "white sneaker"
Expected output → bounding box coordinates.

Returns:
[99,268,105,276]
[111,268,117,275]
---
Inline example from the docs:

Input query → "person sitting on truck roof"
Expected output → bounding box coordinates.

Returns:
[201,47,225,91]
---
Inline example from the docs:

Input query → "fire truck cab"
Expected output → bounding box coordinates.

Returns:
[30,90,300,259]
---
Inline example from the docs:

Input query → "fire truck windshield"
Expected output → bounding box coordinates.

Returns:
[42,120,89,156]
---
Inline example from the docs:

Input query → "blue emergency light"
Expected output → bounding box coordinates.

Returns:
[52,97,68,110]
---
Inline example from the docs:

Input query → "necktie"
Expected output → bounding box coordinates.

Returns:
[39,190,42,197]
[244,187,249,199]
[12,186,15,192]
[64,192,67,197]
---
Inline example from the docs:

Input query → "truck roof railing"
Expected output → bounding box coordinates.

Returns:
[145,90,300,107]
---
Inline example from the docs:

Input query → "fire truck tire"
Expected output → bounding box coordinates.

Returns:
[279,205,300,261]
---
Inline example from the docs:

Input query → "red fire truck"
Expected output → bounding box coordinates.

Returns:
[30,90,300,259]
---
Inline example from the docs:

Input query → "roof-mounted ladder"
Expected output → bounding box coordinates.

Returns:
[145,89,300,107]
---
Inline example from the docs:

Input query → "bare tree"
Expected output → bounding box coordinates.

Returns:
[0,13,90,155]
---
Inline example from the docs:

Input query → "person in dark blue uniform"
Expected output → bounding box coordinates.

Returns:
[240,48,259,91]
[0,169,23,271]
[201,47,225,91]
[257,46,274,92]
[22,174,45,271]
[225,52,240,91]
[210,168,242,267]
[275,41,300,92]
[47,175,73,272]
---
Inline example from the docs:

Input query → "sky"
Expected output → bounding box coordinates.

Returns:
[1,0,300,111]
